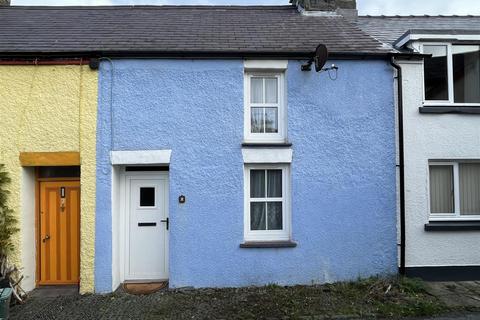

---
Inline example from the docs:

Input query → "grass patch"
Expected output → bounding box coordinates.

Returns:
[11,276,454,320]
[148,276,450,319]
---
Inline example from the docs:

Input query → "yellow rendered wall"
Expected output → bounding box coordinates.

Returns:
[0,64,97,293]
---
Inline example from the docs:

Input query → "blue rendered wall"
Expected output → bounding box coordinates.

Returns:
[95,59,396,292]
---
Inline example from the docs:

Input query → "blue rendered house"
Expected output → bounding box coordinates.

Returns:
[93,1,398,292]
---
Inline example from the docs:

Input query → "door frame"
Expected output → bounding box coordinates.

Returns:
[35,175,80,287]
[119,170,169,283]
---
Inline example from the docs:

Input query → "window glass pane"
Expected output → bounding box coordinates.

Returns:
[265,77,278,103]
[267,170,282,198]
[251,78,264,103]
[264,108,278,133]
[140,187,155,207]
[251,107,264,133]
[250,202,266,230]
[424,45,449,101]
[459,163,480,215]
[429,165,454,213]
[267,202,283,230]
[38,166,80,178]
[453,45,480,103]
[250,170,265,198]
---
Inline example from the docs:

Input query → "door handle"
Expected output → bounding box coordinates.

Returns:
[160,218,169,230]
[42,235,50,243]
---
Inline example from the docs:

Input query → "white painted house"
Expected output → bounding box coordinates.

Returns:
[358,16,480,279]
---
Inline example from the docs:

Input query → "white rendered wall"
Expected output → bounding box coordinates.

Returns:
[400,59,480,267]
[20,167,36,291]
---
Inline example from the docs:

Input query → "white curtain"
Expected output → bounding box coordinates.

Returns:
[463,48,480,103]
[250,203,266,230]
[264,108,278,133]
[250,170,265,198]
[265,78,278,104]
[251,78,263,103]
[429,165,454,213]
[250,170,283,230]
[250,170,266,230]
[267,202,282,230]
[453,45,480,103]
[460,163,480,215]
[251,108,264,133]
[267,170,282,197]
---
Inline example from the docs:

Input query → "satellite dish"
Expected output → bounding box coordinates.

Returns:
[314,44,328,72]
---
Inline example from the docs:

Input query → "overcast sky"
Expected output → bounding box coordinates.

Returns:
[11,0,480,15]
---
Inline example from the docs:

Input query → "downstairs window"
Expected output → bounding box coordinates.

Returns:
[429,162,480,219]
[244,165,290,241]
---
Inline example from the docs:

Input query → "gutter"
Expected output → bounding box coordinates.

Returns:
[0,58,90,65]
[390,55,406,276]
[0,50,403,61]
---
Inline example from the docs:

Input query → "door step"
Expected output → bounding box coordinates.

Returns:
[31,285,79,298]
[122,281,168,295]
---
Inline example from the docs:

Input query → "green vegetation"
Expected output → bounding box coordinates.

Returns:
[13,276,469,319]
[148,276,450,319]
[0,164,18,256]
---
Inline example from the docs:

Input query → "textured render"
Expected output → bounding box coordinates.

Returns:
[400,60,480,267]
[95,59,396,292]
[0,65,97,293]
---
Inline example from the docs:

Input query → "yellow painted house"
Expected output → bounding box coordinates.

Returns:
[0,61,97,294]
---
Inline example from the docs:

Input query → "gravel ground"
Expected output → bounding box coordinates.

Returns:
[9,278,479,320]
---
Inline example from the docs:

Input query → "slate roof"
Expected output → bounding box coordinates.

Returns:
[0,5,391,57]
[356,15,480,47]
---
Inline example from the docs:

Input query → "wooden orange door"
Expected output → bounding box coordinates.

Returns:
[39,180,80,285]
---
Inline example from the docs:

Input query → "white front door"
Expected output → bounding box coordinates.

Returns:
[125,174,169,281]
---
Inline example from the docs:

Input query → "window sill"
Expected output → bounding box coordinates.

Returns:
[239,241,297,248]
[425,221,480,231]
[419,106,480,114]
[242,142,292,148]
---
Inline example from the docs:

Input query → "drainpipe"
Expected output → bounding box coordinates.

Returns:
[390,56,406,275]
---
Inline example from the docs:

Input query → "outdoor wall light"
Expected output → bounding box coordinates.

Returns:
[179,195,186,204]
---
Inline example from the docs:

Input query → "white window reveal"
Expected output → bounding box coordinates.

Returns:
[423,44,480,105]
[244,73,286,142]
[244,165,290,241]
[429,162,480,220]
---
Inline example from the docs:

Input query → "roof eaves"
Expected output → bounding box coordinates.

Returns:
[0,5,296,10]
[359,14,480,18]
[0,49,394,60]
[393,29,480,48]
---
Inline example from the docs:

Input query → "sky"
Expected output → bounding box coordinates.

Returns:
[11,0,480,16]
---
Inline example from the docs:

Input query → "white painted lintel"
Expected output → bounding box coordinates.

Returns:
[110,150,172,165]
[242,148,292,164]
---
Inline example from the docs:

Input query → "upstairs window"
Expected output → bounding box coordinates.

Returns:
[429,162,480,219]
[423,44,480,104]
[244,73,286,142]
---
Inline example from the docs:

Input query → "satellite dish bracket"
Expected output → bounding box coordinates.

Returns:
[301,44,332,72]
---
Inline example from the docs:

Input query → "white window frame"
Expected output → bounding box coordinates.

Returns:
[244,72,286,143]
[138,186,157,209]
[428,161,480,221]
[421,43,480,107]
[244,164,291,242]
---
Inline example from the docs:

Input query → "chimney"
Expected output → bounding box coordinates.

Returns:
[0,0,10,5]
[291,0,358,18]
